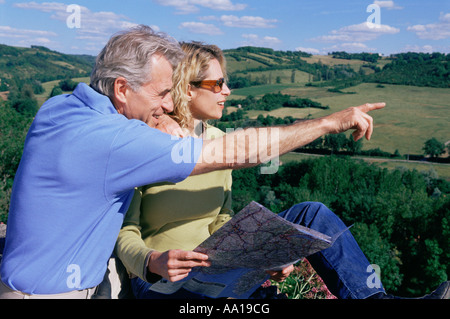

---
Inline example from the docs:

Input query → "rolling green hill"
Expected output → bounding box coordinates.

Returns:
[223,46,449,89]
[220,46,449,158]
[1,44,448,158]
[0,44,95,94]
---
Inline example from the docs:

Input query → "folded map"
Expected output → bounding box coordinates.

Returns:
[149,201,347,299]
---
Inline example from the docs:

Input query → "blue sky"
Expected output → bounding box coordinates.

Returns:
[0,0,449,56]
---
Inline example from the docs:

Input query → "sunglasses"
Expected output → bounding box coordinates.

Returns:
[191,78,226,93]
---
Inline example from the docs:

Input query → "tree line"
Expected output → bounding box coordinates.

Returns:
[331,51,381,63]
[368,52,450,88]
[226,92,329,112]
[231,156,449,297]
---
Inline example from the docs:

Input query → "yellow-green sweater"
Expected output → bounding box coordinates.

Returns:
[114,126,233,281]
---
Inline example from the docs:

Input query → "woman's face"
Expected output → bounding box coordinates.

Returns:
[188,59,231,121]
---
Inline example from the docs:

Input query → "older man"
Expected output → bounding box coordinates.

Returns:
[0,25,392,299]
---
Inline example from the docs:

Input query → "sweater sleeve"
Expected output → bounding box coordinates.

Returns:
[114,188,153,281]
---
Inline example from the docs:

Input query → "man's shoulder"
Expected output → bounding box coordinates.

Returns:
[71,83,117,115]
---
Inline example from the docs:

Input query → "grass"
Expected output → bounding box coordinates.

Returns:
[35,76,90,106]
[271,259,336,299]
[311,83,450,155]
[231,82,450,157]
[230,83,300,99]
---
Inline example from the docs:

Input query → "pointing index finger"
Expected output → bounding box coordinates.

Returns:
[358,102,386,113]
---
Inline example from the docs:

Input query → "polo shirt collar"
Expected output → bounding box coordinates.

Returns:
[73,82,118,115]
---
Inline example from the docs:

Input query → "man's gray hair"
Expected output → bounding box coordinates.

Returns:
[90,25,184,99]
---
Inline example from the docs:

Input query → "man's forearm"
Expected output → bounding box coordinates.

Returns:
[192,117,329,175]
[191,102,385,175]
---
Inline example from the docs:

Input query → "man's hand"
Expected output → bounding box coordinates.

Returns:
[325,102,385,141]
[148,250,211,282]
[266,265,295,282]
[154,114,185,137]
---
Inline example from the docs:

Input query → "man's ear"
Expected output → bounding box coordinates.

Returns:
[112,77,128,114]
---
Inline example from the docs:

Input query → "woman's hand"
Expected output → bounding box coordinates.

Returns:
[154,114,185,138]
[148,249,211,282]
[266,265,295,282]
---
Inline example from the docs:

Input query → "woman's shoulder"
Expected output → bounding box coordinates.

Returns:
[204,123,226,139]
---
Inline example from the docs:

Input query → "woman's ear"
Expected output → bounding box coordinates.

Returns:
[112,77,128,114]
[187,83,196,102]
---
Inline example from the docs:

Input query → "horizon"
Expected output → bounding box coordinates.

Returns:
[3,42,449,59]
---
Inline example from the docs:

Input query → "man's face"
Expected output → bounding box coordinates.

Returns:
[121,54,174,128]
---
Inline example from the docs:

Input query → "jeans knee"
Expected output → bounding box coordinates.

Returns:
[280,201,329,225]
[293,201,329,214]
[296,201,337,223]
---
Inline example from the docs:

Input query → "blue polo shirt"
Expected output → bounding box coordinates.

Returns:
[0,83,202,295]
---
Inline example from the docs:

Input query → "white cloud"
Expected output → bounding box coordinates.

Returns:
[14,2,66,12]
[12,2,143,52]
[407,13,450,40]
[295,47,322,55]
[0,25,57,48]
[13,2,139,39]
[34,37,52,44]
[0,25,57,38]
[325,42,376,53]
[373,1,403,10]
[179,22,223,35]
[153,0,247,14]
[402,44,434,54]
[312,22,400,43]
[199,15,278,28]
[241,34,281,48]
[220,15,278,28]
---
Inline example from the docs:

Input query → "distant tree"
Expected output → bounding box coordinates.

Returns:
[324,134,347,153]
[345,135,363,154]
[423,138,445,158]
[59,79,78,91]
[49,86,63,98]
[10,97,38,116]
[0,102,33,221]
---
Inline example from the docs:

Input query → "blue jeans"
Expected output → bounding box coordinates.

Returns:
[132,202,385,299]
[278,202,384,299]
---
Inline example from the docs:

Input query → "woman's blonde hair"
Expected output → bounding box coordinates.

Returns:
[171,42,227,129]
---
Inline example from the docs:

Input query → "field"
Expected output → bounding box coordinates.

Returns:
[35,76,90,106]
[230,82,450,156]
